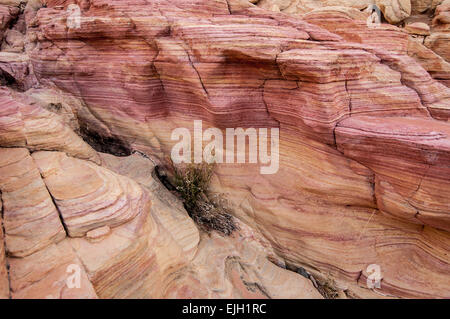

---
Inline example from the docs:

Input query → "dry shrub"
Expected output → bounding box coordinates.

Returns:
[315,277,339,299]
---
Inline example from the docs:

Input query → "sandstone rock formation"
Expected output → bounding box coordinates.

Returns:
[0,138,321,298]
[0,0,448,299]
[0,148,66,258]
[425,0,450,62]
[255,0,375,14]
[0,83,321,298]
[376,0,412,23]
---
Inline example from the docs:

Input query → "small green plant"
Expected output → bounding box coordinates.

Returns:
[173,163,237,236]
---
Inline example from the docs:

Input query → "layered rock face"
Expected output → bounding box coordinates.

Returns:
[0,0,449,299]
[0,130,320,298]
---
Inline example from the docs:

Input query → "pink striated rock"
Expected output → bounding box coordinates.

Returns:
[411,0,435,13]
[85,225,111,243]
[0,88,101,163]
[336,116,450,232]
[0,147,66,258]
[0,3,20,41]
[425,32,450,62]
[0,144,321,298]
[177,229,323,299]
[407,37,450,87]
[346,63,429,117]
[301,5,449,89]
[264,79,349,145]
[363,47,450,119]
[303,8,410,53]
[0,52,37,91]
[8,240,98,299]
[277,48,380,84]
[69,152,320,299]
[376,0,412,24]
[31,151,146,237]
[1,29,25,53]
[17,0,448,299]
[0,0,448,299]
[433,0,450,27]
[256,0,375,14]
[405,21,431,34]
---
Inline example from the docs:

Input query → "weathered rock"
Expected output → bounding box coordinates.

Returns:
[376,0,412,23]
[66,192,172,298]
[16,0,448,299]
[1,29,24,53]
[302,7,409,54]
[411,0,433,13]
[85,226,111,243]
[31,151,146,237]
[0,145,322,298]
[0,0,448,299]
[8,240,98,299]
[405,21,430,34]
[277,48,379,84]
[0,52,36,90]
[182,229,323,299]
[364,46,450,120]
[98,152,201,260]
[0,200,9,299]
[67,152,320,299]
[99,152,322,299]
[407,36,450,87]
[336,116,450,232]
[0,88,100,163]
[0,2,20,41]
[22,87,83,132]
[425,32,450,62]
[433,0,450,27]
[256,0,375,14]
[425,1,450,63]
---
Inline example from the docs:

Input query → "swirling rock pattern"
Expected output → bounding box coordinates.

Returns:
[336,116,450,231]
[0,0,448,299]
[0,96,319,298]
[14,0,447,298]
[0,147,66,257]
[256,0,374,14]
[0,88,100,163]
[98,152,322,299]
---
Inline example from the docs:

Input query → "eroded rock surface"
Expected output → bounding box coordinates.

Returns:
[0,147,66,258]
[0,0,448,299]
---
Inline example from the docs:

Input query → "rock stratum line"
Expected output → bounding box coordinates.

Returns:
[0,0,449,299]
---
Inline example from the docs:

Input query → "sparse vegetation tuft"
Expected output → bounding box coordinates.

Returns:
[315,277,339,299]
[172,163,237,236]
